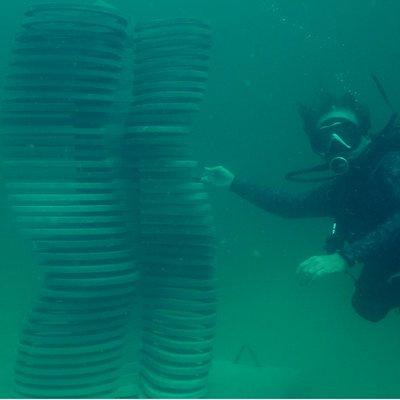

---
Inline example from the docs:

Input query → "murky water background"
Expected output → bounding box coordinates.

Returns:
[1,0,400,397]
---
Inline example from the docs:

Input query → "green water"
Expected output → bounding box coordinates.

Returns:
[1,0,400,398]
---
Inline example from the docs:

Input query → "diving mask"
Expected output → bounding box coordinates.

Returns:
[310,109,363,174]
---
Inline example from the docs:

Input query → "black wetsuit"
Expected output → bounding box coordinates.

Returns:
[231,150,400,322]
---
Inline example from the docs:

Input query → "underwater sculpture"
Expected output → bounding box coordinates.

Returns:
[127,19,217,398]
[0,1,216,398]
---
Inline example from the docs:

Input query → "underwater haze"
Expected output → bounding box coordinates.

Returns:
[1,0,400,398]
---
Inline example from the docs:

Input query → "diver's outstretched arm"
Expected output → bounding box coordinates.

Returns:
[202,165,333,218]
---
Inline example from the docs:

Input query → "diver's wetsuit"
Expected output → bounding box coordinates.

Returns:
[231,150,400,322]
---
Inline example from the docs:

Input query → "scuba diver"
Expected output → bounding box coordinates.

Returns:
[203,91,400,322]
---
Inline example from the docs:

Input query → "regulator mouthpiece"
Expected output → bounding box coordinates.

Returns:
[329,156,349,175]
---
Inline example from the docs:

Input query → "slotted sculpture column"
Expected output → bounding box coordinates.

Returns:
[1,2,138,398]
[125,19,217,398]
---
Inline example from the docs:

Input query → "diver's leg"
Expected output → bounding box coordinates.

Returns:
[352,262,397,322]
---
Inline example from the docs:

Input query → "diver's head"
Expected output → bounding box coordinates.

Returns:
[312,107,364,174]
[299,92,371,175]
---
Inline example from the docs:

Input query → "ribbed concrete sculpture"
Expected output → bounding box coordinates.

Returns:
[1,2,216,398]
[126,19,217,398]
[1,2,138,398]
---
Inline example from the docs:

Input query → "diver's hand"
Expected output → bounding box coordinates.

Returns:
[202,166,235,187]
[297,253,349,285]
